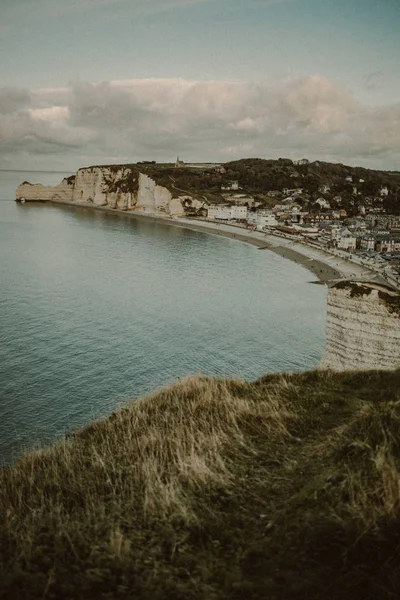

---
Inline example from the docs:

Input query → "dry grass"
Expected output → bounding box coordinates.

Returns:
[1,369,400,599]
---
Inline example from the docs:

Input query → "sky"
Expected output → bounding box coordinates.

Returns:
[1,0,399,171]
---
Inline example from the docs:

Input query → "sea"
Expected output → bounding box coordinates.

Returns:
[0,169,327,464]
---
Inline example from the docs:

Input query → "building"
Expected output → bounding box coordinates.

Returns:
[360,235,376,251]
[316,197,331,209]
[207,205,232,220]
[247,210,277,230]
[380,186,389,197]
[221,180,239,191]
[375,235,400,253]
[338,228,357,251]
[318,184,331,194]
[207,204,247,221]
[175,156,184,168]
[230,205,248,221]
[282,187,303,196]
[224,194,255,207]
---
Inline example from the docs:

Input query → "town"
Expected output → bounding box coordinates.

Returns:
[170,157,400,287]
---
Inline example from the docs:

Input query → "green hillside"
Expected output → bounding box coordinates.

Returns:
[85,158,400,214]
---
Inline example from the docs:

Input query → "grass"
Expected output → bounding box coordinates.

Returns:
[1,369,400,599]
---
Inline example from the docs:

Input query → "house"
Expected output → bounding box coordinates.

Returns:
[318,184,331,194]
[360,235,376,251]
[282,187,303,196]
[316,197,331,210]
[347,218,367,231]
[221,180,239,191]
[365,214,377,227]
[375,235,400,253]
[338,228,357,251]
[345,176,353,182]
[224,194,255,207]
[329,225,342,243]
[322,209,341,220]
[380,186,389,197]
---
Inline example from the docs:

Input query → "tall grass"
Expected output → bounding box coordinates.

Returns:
[1,369,400,599]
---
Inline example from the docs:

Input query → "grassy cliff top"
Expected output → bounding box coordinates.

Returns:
[2,369,400,599]
[76,158,400,212]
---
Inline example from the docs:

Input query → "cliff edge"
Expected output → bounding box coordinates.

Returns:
[16,166,207,217]
[2,370,400,599]
[320,280,400,370]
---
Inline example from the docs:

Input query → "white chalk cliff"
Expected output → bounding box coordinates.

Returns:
[320,281,400,371]
[15,166,206,217]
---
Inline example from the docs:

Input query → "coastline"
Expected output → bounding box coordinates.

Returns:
[26,198,378,285]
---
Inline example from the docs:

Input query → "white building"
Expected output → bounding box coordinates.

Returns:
[316,197,331,209]
[207,205,232,220]
[207,204,247,221]
[329,225,342,243]
[247,210,278,230]
[318,184,331,194]
[282,187,303,196]
[345,176,353,182]
[338,228,357,251]
[230,205,248,220]
[380,186,389,197]
[221,180,239,191]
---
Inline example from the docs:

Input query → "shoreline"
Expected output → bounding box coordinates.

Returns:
[22,198,381,285]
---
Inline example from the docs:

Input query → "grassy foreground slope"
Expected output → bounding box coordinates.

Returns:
[1,370,400,599]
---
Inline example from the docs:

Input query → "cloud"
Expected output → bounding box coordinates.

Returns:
[1,75,399,170]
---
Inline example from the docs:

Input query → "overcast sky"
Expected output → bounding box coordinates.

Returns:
[1,0,399,171]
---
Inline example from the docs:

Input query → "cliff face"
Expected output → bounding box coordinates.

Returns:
[16,166,194,217]
[16,178,75,202]
[320,281,400,371]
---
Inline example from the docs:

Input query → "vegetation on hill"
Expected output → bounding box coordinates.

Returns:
[1,369,400,599]
[86,158,400,214]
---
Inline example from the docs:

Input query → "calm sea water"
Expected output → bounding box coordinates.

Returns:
[0,170,327,464]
